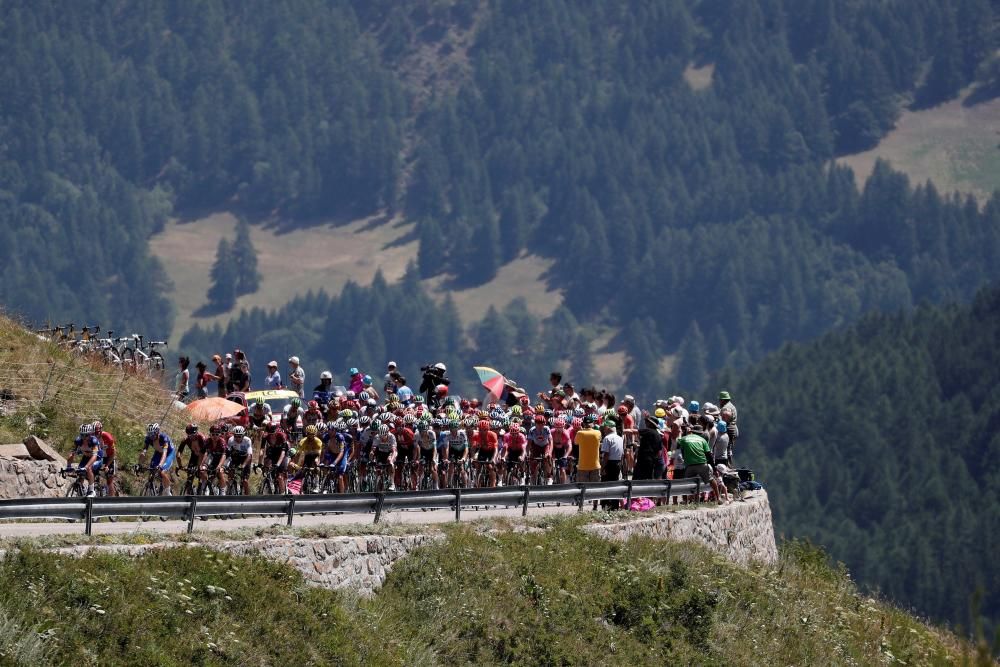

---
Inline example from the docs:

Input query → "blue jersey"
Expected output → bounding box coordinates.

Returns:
[73,435,103,458]
[144,432,174,454]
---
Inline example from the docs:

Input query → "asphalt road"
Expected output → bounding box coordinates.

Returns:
[0,502,584,539]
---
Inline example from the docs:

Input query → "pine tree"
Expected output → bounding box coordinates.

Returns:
[231,217,261,296]
[207,238,237,311]
[674,321,708,393]
[417,217,446,278]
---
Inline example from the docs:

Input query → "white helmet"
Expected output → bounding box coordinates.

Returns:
[288,356,300,365]
[79,423,94,436]
[433,362,447,372]
[320,371,333,381]
[146,423,160,435]
[232,426,246,437]
[378,424,390,436]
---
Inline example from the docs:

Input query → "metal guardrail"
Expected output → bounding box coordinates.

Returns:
[0,478,702,535]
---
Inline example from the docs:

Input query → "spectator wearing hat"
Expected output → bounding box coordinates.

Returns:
[264,361,282,389]
[634,415,666,481]
[288,356,305,397]
[384,361,398,395]
[348,368,364,395]
[718,390,738,463]
[677,421,723,505]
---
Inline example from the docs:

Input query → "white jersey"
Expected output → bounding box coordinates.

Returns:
[227,436,253,458]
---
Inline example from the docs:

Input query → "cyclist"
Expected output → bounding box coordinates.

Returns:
[67,423,104,496]
[204,424,228,492]
[248,398,270,429]
[139,423,175,495]
[415,422,438,488]
[395,415,417,489]
[295,424,323,492]
[177,423,207,485]
[259,422,289,494]
[444,420,469,487]
[303,400,324,429]
[93,420,117,496]
[472,419,499,487]
[283,398,303,440]
[527,414,552,485]
[550,417,573,484]
[372,423,397,490]
[224,425,253,495]
[504,422,527,485]
[320,422,348,493]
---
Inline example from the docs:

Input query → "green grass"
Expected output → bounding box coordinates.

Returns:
[0,522,987,665]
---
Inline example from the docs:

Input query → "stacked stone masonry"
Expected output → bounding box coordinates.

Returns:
[13,492,778,596]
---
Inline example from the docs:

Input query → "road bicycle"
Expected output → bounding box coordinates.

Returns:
[119,334,167,374]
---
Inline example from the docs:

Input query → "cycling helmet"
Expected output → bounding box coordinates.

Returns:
[92,420,103,432]
[617,405,628,415]
[290,398,301,408]
[265,422,277,432]
[490,419,501,430]
[510,422,521,433]
[510,405,522,416]
[345,391,355,400]
[254,397,265,406]
[543,409,553,418]
[232,426,246,437]
[571,417,583,429]
[340,409,354,419]
[478,420,490,431]
[308,400,319,410]
[305,425,318,436]
[573,407,585,417]
[367,398,377,407]
[346,418,358,428]
[413,395,425,404]
[359,391,371,402]
[317,422,329,434]
[185,423,199,435]
[435,384,448,397]
[146,423,160,435]
[320,371,333,381]
[583,414,597,424]
[403,414,416,425]
[79,423,94,436]
[210,424,221,436]
[359,415,372,426]
[554,417,566,429]
[288,447,297,457]
[447,419,459,430]
[463,417,477,428]
[378,424,390,436]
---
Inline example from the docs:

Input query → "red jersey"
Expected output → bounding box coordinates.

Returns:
[505,431,526,452]
[473,430,499,452]
[98,431,116,459]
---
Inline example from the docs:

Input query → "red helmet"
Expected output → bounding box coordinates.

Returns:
[308,400,319,410]
[470,399,480,408]
[617,405,628,415]
[436,384,448,397]
[478,420,490,431]
[519,395,530,406]
[534,414,545,424]
[460,398,470,409]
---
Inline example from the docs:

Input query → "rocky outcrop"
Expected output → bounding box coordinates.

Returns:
[0,457,69,499]
[583,491,778,565]
[0,436,69,498]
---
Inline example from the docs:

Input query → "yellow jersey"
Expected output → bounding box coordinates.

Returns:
[298,435,323,456]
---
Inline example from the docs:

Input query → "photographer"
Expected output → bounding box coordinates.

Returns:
[420,362,450,407]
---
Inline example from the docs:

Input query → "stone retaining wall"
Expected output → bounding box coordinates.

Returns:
[15,492,778,596]
[0,457,69,499]
[584,491,778,565]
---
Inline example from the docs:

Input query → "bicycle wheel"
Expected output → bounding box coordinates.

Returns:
[121,347,135,372]
[257,475,273,496]
[150,351,165,372]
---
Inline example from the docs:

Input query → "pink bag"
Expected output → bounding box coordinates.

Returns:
[629,497,655,512]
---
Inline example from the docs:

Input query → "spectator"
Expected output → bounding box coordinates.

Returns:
[212,354,228,397]
[394,375,414,403]
[229,352,250,393]
[175,356,190,401]
[348,367,365,395]
[194,361,214,400]
[718,390,738,464]
[288,356,305,397]
[383,361,398,395]
[634,414,665,480]
[677,422,724,505]
[264,361,282,389]
[599,418,624,509]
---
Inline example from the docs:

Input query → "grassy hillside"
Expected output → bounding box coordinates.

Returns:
[0,313,187,462]
[0,522,984,666]
[719,286,1000,639]
[839,88,1000,200]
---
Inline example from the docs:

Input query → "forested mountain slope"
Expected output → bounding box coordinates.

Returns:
[717,287,1000,636]
[2,0,999,397]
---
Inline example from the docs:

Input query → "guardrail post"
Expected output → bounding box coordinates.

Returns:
[521,485,529,516]
[85,496,93,536]
[625,480,633,509]
[665,478,672,502]
[695,478,702,503]
[374,492,385,523]
[187,496,197,534]
[454,487,461,521]
[577,484,586,512]
[286,496,295,526]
